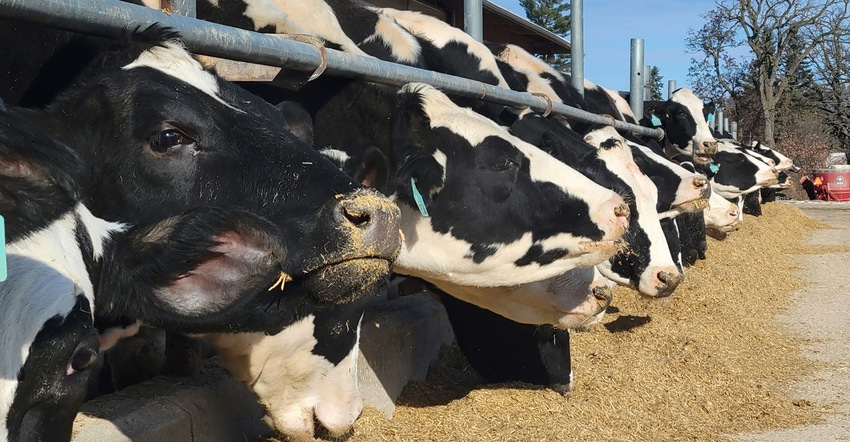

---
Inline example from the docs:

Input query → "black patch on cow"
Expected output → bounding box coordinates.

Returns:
[6,296,100,442]
[642,99,698,153]
[467,243,499,264]
[701,149,760,192]
[661,217,683,271]
[310,290,381,365]
[629,144,683,213]
[198,0,266,33]
[743,191,762,216]
[514,245,569,267]
[435,288,572,388]
[323,0,379,44]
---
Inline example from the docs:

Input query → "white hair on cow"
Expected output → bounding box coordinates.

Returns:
[365,10,422,64]
[122,40,240,111]
[380,8,510,88]
[318,148,352,169]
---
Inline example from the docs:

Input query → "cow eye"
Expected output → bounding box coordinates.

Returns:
[492,157,519,172]
[149,128,195,153]
[66,347,97,376]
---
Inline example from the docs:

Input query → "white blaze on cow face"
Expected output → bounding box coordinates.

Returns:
[378,8,510,88]
[430,266,611,330]
[584,126,683,297]
[122,41,241,111]
[203,314,364,440]
[390,84,629,287]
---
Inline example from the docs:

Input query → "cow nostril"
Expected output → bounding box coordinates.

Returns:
[342,206,372,228]
[702,141,718,154]
[656,271,683,296]
[693,176,707,188]
[614,203,630,218]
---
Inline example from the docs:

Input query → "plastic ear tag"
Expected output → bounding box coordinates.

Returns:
[707,112,714,123]
[0,215,6,282]
[410,177,430,217]
[709,163,720,174]
[650,114,663,127]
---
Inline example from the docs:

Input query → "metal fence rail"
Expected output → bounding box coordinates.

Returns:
[0,0,665,140]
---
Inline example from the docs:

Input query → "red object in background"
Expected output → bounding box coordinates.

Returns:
[813,167,850,201]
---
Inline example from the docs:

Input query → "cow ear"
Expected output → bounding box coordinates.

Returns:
[396,155,444,214]
[277,101,314,146]
[115,207,286,317]
[353,145,390,192]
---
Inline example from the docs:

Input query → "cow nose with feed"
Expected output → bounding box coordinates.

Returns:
[701,140,718,155]
[336,189,402,259]
[654,269,684,297]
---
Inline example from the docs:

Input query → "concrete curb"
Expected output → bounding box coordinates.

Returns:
[71,292,453,440]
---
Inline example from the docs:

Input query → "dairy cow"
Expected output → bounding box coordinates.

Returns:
[704,190,740,240]
[1,21,401,439]
[0,103,281,441]
[641,89,718,164]
[705,140,779,200]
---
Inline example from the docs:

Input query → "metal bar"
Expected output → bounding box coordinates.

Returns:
[629,38,644,119]
[463,0,483,42]
[730,121,737,140]
[570,0,584,97]
[0,0,664,139]
[667,80,676,99]
[169,0,195,18]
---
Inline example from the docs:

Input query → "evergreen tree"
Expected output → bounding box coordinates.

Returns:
[648,66,664,100]
[520,0,571,68]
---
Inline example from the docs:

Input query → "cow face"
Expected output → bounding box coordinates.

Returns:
[390,84,629,287]
[750,141,800,172]
[646,88,717,164]
[583,126,683,298]
[704,190,739,240]
[628,142,711,217]
[707,141,779,199]
[16,28,400,332]
[0,106,120,442]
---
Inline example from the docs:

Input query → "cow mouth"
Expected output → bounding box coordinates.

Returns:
[693,153,713,165]
[562,286,612,331]
[673,197,709,213]
[294,257,393,304]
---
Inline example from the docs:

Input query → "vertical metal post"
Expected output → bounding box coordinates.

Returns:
[643,65,651,99]
[629,38,645,119]
[463,0,483,42]
[169,0,195,17]
[723,116,730,135]
[715,108,724,134]
[667,80,677,99]
[570,0,584,97]
[730,121,738,140]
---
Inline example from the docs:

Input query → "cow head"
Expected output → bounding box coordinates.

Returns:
[707,140,779,199]
[645,88,717,164]
[390,84,630,287]
[627,141,711,217]
[15,26,401,333]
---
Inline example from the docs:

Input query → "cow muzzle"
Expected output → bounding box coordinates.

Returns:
[693,140,717,165]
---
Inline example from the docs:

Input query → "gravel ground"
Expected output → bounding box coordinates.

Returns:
[734,201,850,441]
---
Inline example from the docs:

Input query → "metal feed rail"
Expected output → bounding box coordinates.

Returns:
[0,0,664,140]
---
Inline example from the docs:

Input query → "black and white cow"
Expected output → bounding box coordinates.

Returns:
[641,89,718,164]
[705,140,779,200]
[278,79,631,288]
[2,22,402,439]
[0,103,276,441]
[704,190,740,240]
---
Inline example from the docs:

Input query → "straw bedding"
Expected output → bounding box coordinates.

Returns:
[344,202,837,441]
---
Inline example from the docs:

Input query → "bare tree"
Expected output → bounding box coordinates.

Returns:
[808,37,850,150]
[688,0,850,147]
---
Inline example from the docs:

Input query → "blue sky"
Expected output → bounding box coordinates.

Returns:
[490,0,719,97]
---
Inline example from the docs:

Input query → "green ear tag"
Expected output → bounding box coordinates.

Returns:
[0,215,6,282]
[410,177,430,217]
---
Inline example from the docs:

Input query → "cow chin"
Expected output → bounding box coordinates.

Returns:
[303,258,392,304]
[674,197,710,213]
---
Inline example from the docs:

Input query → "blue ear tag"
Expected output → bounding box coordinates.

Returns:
[0,215,6,282]
[709,163,720,174]
[707,112,714,123]
[650,114,663,127]
[410,177,430,217]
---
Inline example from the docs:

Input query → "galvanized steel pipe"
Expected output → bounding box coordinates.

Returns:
[629,38,645,119]
[570,0,584,97]
[0,0,664,139]
[463,0,483,42]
